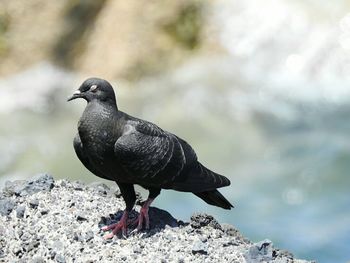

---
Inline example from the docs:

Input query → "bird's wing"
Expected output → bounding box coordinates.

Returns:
[114,120,191,186]
[73,134,113,181]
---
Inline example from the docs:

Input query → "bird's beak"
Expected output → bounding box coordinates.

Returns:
[67,90,82,102]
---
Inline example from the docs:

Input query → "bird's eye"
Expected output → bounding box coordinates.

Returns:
[90,85,98,92]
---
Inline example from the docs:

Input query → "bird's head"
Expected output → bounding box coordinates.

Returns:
[67,78,117,105]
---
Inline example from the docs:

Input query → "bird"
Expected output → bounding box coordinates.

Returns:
[68,77,233,238]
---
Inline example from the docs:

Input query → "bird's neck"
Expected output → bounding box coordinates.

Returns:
[78,100,120,140]
[80,100,119,126]
[88,99,118,113]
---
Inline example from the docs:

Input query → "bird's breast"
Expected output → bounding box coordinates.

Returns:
[76,104,131,181]
[78,113,117,163]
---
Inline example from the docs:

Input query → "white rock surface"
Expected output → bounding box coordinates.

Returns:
[0,174,314,263]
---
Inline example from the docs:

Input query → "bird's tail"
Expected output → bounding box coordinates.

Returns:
[194,190,233,210]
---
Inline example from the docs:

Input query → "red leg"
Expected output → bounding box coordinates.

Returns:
[101,210,129,239]
[132,198,154,231]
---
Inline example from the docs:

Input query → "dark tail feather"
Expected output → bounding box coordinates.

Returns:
[194,190,234,210]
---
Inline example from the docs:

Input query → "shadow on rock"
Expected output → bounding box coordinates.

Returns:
[98,206,180,238]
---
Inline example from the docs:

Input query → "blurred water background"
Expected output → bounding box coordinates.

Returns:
[1,1,350,262]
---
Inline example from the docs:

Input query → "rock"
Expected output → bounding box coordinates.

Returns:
[73,232,84,242]
[89,182,110,196]
[3,174,54,197]
[55,254,66,263]
[192,240,208,255]
[0,198,15,216]
[16,206,26,218]
[222,240,237,247]
[20,232,31,242]
[221,223,238,236]
[3,180,27,197]
[244,239,273,262]
[272,249,294,263]
[31,256,45,263]
[12,245,22,256]
[76,213,87,221]
[51,240,64,252]
[26,240,40,252]
[72,181,85,191]
[29,199,39,209]
[190,213,221,230]
[133,245,142,254]
[40,209,49,215]
[0,176,313,263]
[84,231,94,242]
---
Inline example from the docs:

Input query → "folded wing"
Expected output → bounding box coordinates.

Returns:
[114,119,230,191]
[114,120,186,186]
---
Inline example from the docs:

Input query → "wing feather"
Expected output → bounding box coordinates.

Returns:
[114,119,230,191]
[114,121,185,185]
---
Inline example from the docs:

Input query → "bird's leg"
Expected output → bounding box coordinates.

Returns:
[132,198,154,230]
[102,183,136,239]
[102,210,129,239]
[131,187,161,231]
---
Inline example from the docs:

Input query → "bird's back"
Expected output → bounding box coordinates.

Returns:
[113,114,230,192]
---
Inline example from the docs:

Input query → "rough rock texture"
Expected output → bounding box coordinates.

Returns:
[0,174,314,263]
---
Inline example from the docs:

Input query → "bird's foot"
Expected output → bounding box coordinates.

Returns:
[130,198,154,232]
[102,210,129,239]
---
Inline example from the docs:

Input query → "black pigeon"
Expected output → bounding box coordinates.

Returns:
[68,78,233,238]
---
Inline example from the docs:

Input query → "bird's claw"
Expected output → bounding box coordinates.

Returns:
[129,227,140,236]
[102,200,153,239]
[102,222,128,239]
[101,222,119,231]
[104,232,116,240]
[130,206,150,232]
[102,210,129,239]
